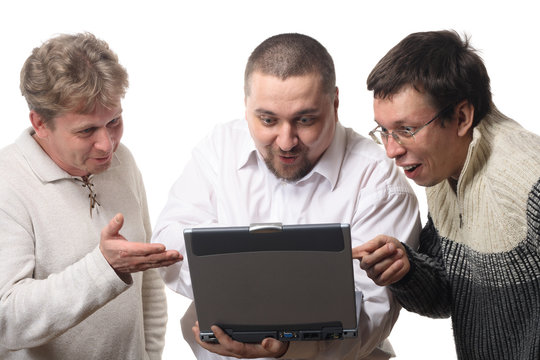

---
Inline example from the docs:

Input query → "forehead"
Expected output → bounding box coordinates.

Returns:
[246,72,327,112]
[374,86,435,124]
[248,72,323,97]
[53,103,123,129]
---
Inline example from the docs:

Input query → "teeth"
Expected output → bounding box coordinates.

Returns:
[403,165,418,171]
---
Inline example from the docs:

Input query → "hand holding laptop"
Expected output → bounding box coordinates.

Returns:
[192,321,289,358]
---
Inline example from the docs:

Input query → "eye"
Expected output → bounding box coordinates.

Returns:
[397,126,416,137]
[259,116,276,126]
[107,117,121,127]
[297,117,315,126]
[79,127,96,135]
[379,126,390,134]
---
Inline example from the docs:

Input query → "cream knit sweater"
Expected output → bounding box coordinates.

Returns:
[0,128,167,359]
[390,109,540,359]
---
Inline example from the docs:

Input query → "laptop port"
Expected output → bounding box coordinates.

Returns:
[300,331,320,340]
[279,331,298,340]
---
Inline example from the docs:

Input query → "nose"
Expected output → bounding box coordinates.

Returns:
[384,135,406,159]
[275,123,298,152]
[94,128,114,153]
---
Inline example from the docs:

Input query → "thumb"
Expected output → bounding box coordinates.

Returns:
[104,213,124,237]
[262,337,285,354]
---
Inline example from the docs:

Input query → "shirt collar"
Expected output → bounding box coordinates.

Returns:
[15,127,121,183]
[237,122,346,191]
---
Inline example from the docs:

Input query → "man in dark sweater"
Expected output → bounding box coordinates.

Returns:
[354,30,540,359]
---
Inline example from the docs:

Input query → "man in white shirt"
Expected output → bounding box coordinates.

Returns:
[152,33,421,359]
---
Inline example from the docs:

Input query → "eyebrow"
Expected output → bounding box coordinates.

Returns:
[373,118,408,127]
[72,109,123,132]
[254,108,320,117]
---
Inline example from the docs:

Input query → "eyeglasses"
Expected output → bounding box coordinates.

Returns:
[369,105,452,145]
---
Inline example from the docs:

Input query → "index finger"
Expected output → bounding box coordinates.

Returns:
[352,235,391,258]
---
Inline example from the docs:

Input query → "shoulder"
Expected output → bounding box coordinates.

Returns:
[480,113,540,203]
[192,119,253,165]
[341,125,413,192]
[114,143,136,166]
[199,119,250,148]
[103,143,142,188]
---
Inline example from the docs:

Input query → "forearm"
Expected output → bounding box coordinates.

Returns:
[390,242,451,318]
[142,268,167,359]
[0,246,129,350]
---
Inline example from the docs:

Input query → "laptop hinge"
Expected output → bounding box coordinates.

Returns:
[249,223,283,233]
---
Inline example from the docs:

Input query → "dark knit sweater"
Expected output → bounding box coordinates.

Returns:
[390,109,540,359]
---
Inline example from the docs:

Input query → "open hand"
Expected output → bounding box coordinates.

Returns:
[99,213,181,274]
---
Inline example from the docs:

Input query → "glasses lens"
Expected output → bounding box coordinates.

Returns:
[394,130,414,144]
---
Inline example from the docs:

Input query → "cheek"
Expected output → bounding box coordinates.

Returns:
[112,123,123,140]
[113,127,124,147]
[249,122,275,148]
[301,123,333,155]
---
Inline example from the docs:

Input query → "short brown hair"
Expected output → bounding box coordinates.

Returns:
[244,33,335,96]
[367,30,492,127]
[20,32,128,124]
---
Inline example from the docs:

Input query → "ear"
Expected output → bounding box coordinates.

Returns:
[455,100,474,137]
[29,110,51,138]
[333,86,339,122]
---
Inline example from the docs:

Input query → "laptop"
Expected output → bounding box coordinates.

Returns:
[184,222,359,343]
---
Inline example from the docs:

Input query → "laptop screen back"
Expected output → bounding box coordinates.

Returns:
[184,223,358,343]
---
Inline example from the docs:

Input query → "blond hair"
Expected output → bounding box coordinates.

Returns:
[20,33,128,125]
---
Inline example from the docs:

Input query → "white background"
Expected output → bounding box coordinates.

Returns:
[1,1,539,359]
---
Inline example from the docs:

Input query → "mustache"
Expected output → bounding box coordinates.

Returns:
[267,145,305,157]
[92,152,113,158]
[277,150,301,156]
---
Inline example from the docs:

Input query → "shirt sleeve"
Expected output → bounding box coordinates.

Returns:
[137,169,168,359]
[0,206,129,350]
[141,268,168,359]
[285,163,422,359]
[151,139,219,298]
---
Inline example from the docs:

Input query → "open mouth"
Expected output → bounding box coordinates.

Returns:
[403,164,420,173]
[279,155,297,164]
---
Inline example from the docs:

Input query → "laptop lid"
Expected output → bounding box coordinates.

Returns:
[184,223,359,343]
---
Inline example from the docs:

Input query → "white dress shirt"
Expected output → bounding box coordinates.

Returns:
[152,119,421,359]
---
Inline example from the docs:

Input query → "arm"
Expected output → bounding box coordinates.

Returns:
[0,207,177,350]
[137,172,168,360]
[389,218,452,318]
[151,145,219,297]
[354,217,451,318]
[141,268,168,359]
[0,208,130,350]
[345,188,421,358]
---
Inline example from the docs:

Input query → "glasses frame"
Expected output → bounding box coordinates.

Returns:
[369,105,453,145]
